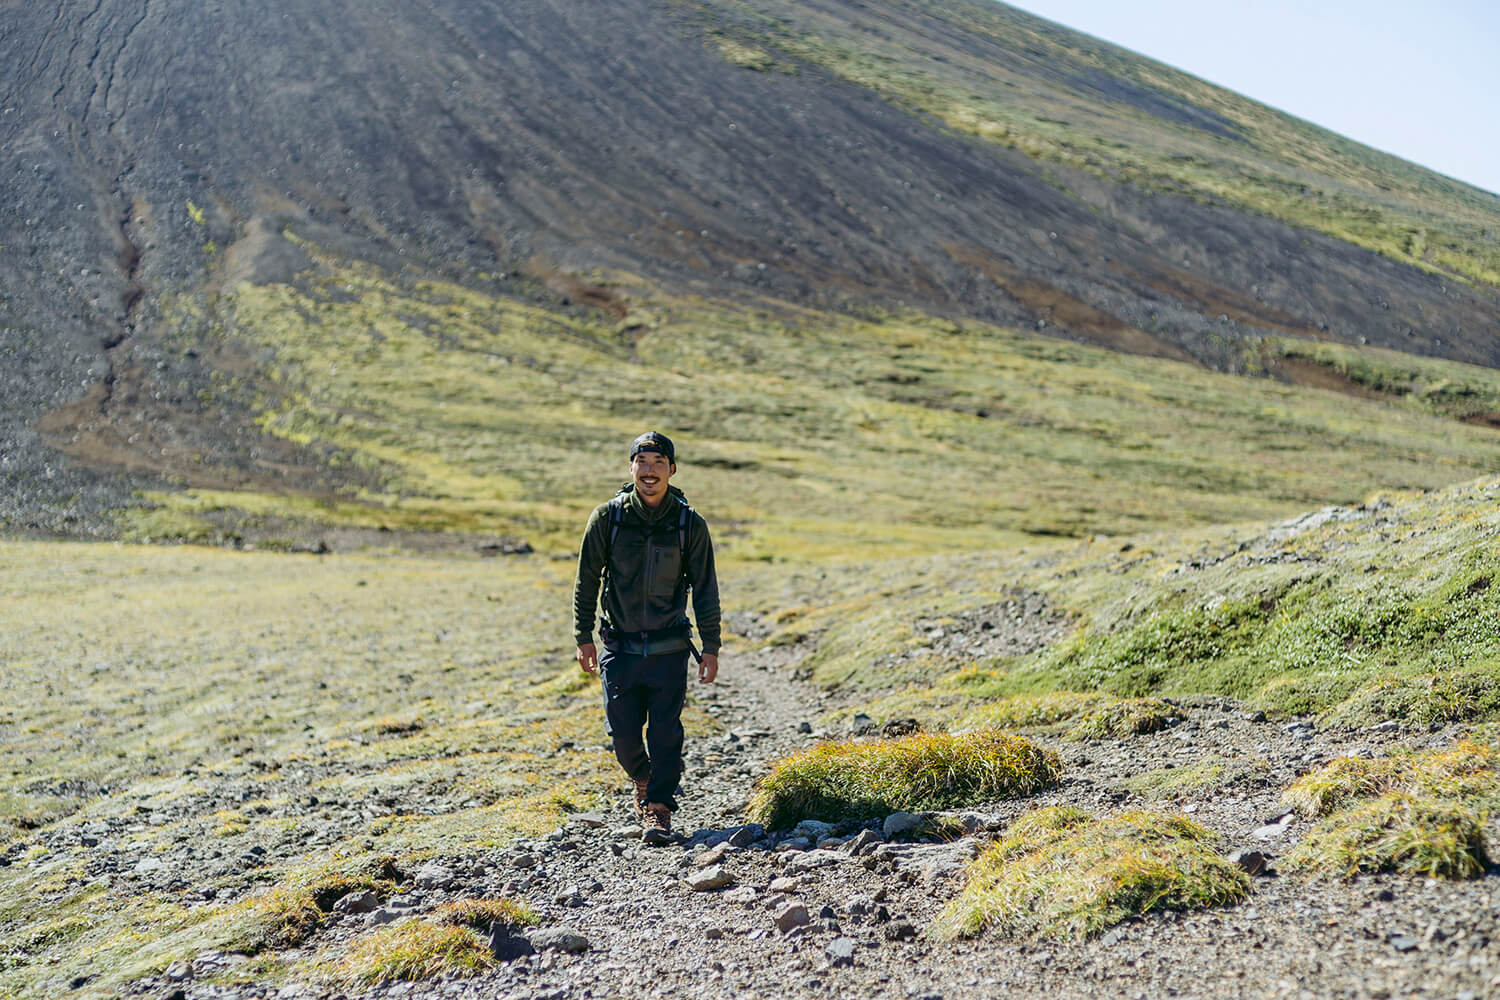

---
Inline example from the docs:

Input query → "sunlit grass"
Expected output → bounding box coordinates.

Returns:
[746,730,1062,830]
[933,806,1250,940]
[1281,741,1498,881]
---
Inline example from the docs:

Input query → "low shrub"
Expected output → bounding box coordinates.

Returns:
[933,806,1250,940]
[746,729,1062,830]
[1322,670,1500,729]
[326,920,495,987]
[1066,698,1181,740]
[435,897,539,931]
[1284,792,1489,879]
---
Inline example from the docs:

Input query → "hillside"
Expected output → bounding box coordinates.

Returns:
[3,0,1500,539]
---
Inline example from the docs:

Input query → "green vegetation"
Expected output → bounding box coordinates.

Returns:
[934,806,1250,940]
[701,0,1500,286]
[0,542,632,997]
[124,240,1500,558]
[746,730,1062,830]
[1066,697,1181,739]
[323,920,496,987]
[435,897,540,931]
[1282,742,1498,880]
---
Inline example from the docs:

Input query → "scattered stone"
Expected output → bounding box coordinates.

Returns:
[165,962,191,982]
[797,721,813,733]
[528,928,590,954]
[704,927,725,940]
[842,894,873,915]
[333,889,380,914]
[1228,850,1273,877]
[723,885,758,905]
[696,844,730,867]
[1100,926,1127,947]
[844,829,884,855]
[793,819,836,840]
[512,853,541,870]
[134,857,165,875]
[1370,720,1400,733]
[884,920,918,941]
[686,865,735,892]
[488,927,535,961]
[769,876,799,893]
[850,713,876,735]
[1389,935,1420,953]
[818,904,837,920]
[415,863,454,889]
[573,812,607,828]
[825,937,857,966]
[773,901,812,933]
[1243,711,1267,723]
[613,825,642,840]
[727,825,763,848]
[883,812,926,840]
[1252,813,1294,840]
[786,849,843,872]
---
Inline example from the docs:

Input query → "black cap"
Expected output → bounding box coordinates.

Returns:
[630,431,675,463]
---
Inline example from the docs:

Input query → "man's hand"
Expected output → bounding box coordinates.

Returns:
[577,642,599,675]
[698,652,718,684]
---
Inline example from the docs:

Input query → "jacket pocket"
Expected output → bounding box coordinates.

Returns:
[647,542,680,598]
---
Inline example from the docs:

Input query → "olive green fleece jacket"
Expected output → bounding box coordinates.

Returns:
[572,486,721,655]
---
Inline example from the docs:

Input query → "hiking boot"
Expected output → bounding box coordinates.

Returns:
[641,803,672,845]
[632,778,650,817]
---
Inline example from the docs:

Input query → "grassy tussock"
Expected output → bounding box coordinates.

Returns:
[1322,670,1500,729]
[1282,741,1500,818]
[1066,697,1180,740]
[934,806,1250,940]
[1281,741,1498,880]
[435,897,539,931]
[324,920,495,987]
[1285,792,1490,879]
[746,730,1062,830]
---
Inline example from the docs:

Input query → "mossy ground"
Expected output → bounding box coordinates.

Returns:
[933,806,1250,940]
[1281,741,1499,880]
[0,543,645,997]
[746,730,1062,830]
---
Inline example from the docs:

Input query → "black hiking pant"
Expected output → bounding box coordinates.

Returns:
[598,646,689,812]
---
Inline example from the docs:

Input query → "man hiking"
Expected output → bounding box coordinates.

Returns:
[573,431,721,845]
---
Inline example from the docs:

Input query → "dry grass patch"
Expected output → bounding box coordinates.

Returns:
[1281,741,1498,880]
[746,730,1061,830]
[934,806,1250,940]
[323,920,495,988]
[1285,792,1490,879]
[1066,698,1182,740]
[435,897,539,931]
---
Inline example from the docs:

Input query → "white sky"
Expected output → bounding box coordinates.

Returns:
[1007,0,1500,197]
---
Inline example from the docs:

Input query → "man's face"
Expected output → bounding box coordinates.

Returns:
[631,450,674,506]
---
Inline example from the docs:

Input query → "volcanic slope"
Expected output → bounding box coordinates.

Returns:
[3,0,1500,537]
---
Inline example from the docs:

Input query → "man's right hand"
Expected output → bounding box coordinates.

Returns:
[577,642,599,675]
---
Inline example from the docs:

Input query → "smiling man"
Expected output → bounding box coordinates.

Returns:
[573,431,721,844]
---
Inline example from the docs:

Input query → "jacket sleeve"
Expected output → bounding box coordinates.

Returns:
[572,505,610,646]
[685,511,722,655]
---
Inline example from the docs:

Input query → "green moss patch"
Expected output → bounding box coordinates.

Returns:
[746,730,1062,830]
[934,806,1250,940]
[1282,741,1498,880]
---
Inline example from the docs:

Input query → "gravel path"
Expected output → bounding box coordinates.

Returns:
[127,624,1499,1000]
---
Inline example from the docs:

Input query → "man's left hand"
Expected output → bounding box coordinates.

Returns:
[698,653,718,684]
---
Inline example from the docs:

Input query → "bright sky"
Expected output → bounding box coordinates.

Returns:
[1007,0,1500,197]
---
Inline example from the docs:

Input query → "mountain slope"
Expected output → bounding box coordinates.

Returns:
[2,0,1498,537]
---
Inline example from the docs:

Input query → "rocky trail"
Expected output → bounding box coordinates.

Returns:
[120,624,1500,1000]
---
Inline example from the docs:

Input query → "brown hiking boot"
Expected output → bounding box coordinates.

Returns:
[632,778,650,817]
[641,803,672,845]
